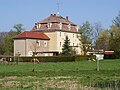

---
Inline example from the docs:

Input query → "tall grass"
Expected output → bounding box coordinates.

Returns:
[0,59,120,89]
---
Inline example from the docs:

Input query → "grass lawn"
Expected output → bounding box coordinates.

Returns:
[0,59,120,89]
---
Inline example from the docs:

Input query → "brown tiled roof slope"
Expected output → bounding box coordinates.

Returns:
[38,14,75,25]
[14,31,50,40]
[32,14,78,32]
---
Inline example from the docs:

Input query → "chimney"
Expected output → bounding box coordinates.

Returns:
[53,14,56,17]
[66,16,68,20]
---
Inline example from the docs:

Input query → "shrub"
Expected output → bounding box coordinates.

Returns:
[0,55,96,62]
[104,54,116,59]
[104,51,120,59]
[75,55,96,61]
[19,56,75,62]
[18,55,96,62]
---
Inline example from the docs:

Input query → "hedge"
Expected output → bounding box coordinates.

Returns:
[18,56,74,62]
[104,51,120,59]
[0,55,96,62]
[18,55,96,62]
[75,55,96,61]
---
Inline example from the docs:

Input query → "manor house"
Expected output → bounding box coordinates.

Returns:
[14,14,82,56]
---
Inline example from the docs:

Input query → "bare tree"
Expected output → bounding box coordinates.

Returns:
[113,11,120,27]
[92,22,103,50]
[92,22,103,71]
[29,40,40,72]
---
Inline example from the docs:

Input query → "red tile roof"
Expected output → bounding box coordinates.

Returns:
[38,14,76,25]
[32,14,78,32]
[14,31,50,40]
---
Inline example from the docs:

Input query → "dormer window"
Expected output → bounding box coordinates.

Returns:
[47,23,52,29]
[68,24,71,30]
[59,22,62,29]
[76,26,79,32]
[38,24,41,28]
[35,23,39,29]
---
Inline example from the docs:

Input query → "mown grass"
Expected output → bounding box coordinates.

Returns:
[0,59,120,89]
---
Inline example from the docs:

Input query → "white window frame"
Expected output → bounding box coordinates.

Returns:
[59,22,62,29]
[47,23,52,29]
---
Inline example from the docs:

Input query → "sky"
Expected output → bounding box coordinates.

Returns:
[0,0,120,32]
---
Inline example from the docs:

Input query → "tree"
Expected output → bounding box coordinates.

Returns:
[109,25,120,58]
[113,11,120,27]
[109,25,120,51]
[78,21,93,55]
[96,29,110,51]
[92,22,103,50]
[4,31,17,55]
[61,36,74,55]
[92,22,103,71]
[3,24,25,55]
[13,24,25,34]
[0,32,8,55]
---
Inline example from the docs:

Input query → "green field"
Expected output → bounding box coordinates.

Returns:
[0,59,120,90]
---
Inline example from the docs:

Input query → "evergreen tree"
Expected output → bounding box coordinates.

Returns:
[61,36,73,55]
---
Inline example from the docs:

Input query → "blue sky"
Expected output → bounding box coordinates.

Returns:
[0,0,120,32]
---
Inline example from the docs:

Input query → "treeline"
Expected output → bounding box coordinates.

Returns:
[78,12,120,58]
[0,24,24,55]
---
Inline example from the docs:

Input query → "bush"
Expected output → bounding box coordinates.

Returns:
[18,55,96,62]
[75,55,96,61]
[104,54,116,59]
[0,55,96,62]
[19,56,75,62]
[104,51,120,59]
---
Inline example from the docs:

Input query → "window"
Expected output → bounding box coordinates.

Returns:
[38,24,41,28]
[28,51,33,56]
[36,40,40,46]
[68,24,71,30]
[76,26,79,32]
[59,22,62,29]
[73,34,74,38]
[60,42,61,47]
[64,33,66,37]
[76,34,78,38]
[44,41,47,47]
[35,23,38,29]
[47,23,52,29]
[73,43,74,46]
[60,32,61,37]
